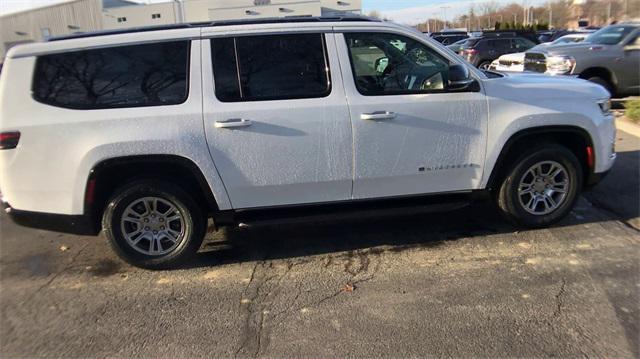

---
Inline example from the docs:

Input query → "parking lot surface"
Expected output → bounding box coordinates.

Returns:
[1,130,638,358]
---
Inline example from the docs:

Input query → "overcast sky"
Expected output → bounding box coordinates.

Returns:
[0,0,547,24]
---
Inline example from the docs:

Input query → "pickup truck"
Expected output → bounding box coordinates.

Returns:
[524,23,640,97]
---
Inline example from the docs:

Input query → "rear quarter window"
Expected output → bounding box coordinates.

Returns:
[32,41,190,109]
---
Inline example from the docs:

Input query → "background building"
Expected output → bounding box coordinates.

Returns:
[1,0,361,63]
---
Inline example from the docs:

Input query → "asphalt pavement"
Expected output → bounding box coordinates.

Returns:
[0,130,638,358]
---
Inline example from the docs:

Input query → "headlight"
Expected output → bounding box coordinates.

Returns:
[545,55,576,75]
[598,99,612,115]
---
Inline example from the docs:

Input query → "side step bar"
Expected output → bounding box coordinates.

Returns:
[214,192,486,228]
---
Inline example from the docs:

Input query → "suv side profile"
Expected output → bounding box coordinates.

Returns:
[0,18,616,268]
[461,34,537,69]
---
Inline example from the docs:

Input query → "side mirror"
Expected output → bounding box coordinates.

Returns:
[448,64,475,91]
[375,57,389,74]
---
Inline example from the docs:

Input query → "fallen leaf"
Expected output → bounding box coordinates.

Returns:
[60,246,69,252]
[342,283,355,292]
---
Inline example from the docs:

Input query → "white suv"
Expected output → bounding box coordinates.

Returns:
[0,17,616,268]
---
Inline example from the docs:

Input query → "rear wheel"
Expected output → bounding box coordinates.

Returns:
[496,145,582,228]
[102,180,206,269]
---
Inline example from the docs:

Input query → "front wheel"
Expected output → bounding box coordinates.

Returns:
[496,145,583,228]
[102,180,206,269]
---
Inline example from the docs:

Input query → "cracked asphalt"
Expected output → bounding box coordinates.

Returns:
[1,130,638,358]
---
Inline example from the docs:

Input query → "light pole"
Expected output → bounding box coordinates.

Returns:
[440,6,450,29]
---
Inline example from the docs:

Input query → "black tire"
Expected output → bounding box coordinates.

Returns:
[102,180,206,269]
[586,76,614,96]
[478,61,492,70]
[496,144,583,228]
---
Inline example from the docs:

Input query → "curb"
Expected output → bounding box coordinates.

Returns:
[615,118,640,138]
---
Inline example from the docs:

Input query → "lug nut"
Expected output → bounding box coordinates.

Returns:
[144,218,149,223]
[153,230,158,234]
[159,218,164,222]
[160,226,165,230]
[145,227,150,231]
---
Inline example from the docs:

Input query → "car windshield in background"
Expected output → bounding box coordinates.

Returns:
[585,26,636,45]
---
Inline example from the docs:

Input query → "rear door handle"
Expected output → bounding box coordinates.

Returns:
[215,118,253,128]
[361,111,396,121]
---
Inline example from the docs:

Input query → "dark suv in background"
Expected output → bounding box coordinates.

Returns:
[459,33,537,69]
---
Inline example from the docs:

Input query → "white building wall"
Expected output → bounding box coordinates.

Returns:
[183,0,359,23]
[206,0,321,21]
[103,2,178,29]
[320,0,362,16]
[0,0,103,62]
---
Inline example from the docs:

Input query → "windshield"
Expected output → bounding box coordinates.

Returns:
[585,26,636,45]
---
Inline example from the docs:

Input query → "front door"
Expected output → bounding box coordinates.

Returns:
[201,33,353,209]
[336,31,488,199]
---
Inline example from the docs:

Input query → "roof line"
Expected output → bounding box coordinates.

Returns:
[49,16,378,41]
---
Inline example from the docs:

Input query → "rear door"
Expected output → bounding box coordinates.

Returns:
[201,32,353,209]
[336,31,488,199]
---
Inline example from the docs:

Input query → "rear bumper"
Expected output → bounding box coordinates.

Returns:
[585,169,611,190]
[2,199,99,236]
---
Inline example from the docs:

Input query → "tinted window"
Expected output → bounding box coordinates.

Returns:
[211,34,331,102]
[487,39,511,49]
[345,33,452,96]
[33,41,189,109]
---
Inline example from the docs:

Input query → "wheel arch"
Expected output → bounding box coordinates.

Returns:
[578,66,618,93]
[84,155,220,229]
[485,126,595,192]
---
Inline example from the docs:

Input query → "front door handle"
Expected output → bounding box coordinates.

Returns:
[361,111,397,121]
[215,118,253,128]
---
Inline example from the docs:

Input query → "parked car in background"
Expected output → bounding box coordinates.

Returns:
[0,17,616,268]
[459,33,537,69]
[446,38,473,53]
[524,23,640,96]
[484,30,541,45]
[491,34,590,72]
[429,31,469,45]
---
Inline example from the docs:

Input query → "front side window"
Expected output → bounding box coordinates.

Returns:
[345,32,452,96]
[487,39,511,50]
[211,33,331,102]
[33,41,190,109]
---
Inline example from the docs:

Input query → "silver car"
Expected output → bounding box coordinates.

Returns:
[524,24,639,97]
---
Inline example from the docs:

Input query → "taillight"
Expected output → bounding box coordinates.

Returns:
[586,146,595,169]
[0,132,20,150]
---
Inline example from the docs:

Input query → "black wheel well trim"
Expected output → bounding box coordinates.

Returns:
[84,154,219,222]
[579,67,617,86]
[486,125,595,191]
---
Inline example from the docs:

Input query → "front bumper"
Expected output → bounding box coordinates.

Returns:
[2,199,99,236]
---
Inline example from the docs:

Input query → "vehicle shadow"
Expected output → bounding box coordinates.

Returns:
[180,149,638,270]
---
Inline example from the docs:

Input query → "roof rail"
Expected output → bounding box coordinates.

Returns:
[49,16,378,42]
